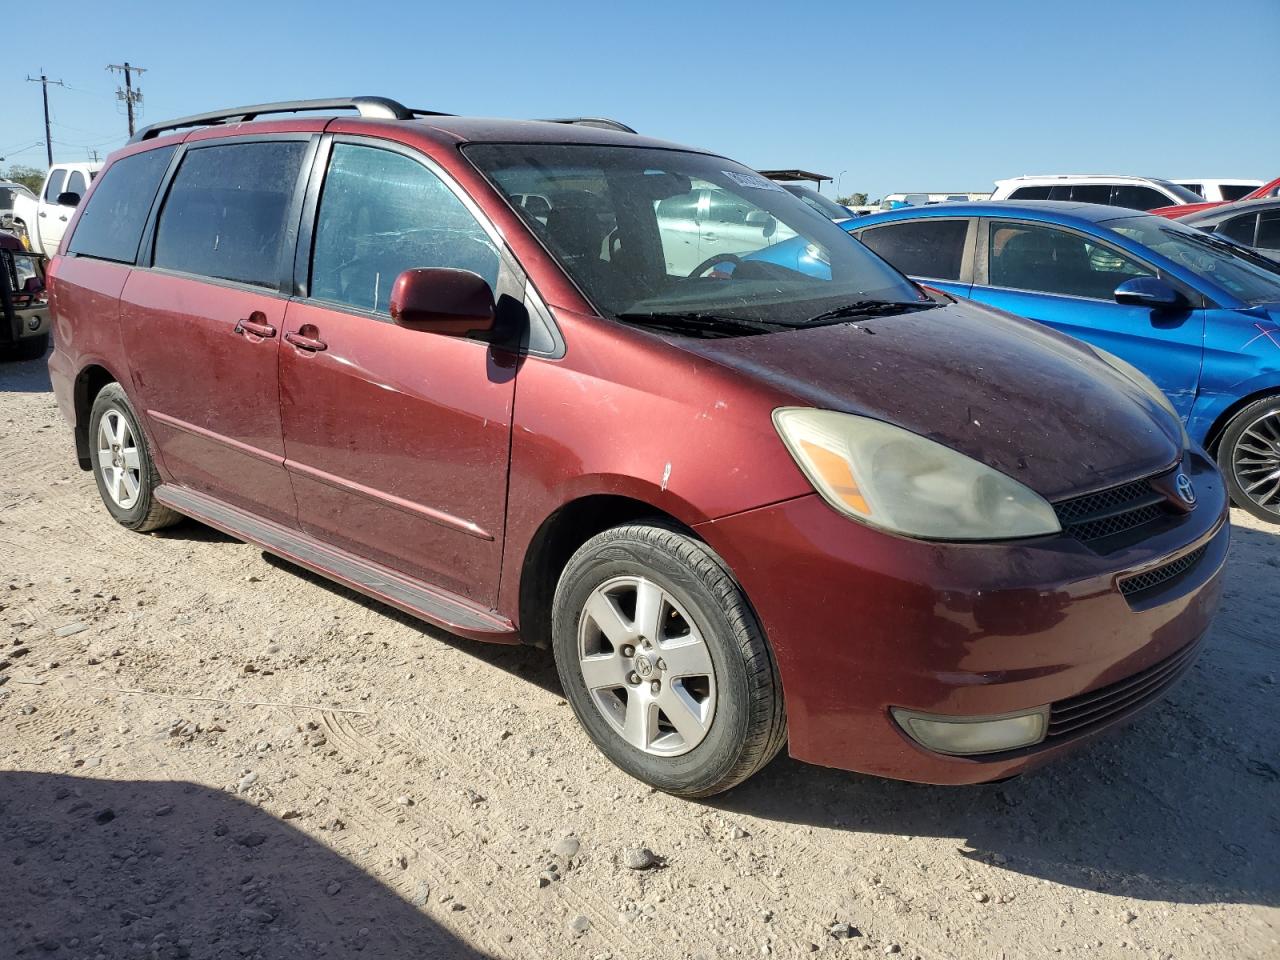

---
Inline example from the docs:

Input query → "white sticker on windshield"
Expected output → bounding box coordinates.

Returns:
[721,170,786,192]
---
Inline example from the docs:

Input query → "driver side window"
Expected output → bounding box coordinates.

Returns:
[987,221,1153,300]
[310,143,500,315]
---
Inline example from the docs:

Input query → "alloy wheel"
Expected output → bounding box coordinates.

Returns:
[577,575,717,757]
[97,409,142,510]
[1232,409,1280,516]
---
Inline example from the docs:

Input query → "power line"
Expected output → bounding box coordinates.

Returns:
[25,71,65,167]
[106,62,146,137]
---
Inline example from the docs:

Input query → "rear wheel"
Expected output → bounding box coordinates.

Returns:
[1218,395,1280,524]
[88,383,182,532]
[552,523,785,798]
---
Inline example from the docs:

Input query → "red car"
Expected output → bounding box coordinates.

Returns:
[46,97,1228,797]
[1152,175,1280,219]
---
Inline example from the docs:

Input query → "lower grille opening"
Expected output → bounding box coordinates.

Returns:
[1047,637,1203,741]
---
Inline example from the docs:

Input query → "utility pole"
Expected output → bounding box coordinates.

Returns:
[25,72,65,167]
[107,61,146,137]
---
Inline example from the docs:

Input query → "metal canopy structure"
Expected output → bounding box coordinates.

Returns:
[758,169,832,185]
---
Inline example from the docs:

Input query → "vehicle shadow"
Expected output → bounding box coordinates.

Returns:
[0,346,53,392]
[0,771,496,958]
[258,551,565,696]
[711,513,1280,908]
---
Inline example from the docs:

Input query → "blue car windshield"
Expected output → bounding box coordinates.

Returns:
[1108,215,1280,304]
[465,143,920,324]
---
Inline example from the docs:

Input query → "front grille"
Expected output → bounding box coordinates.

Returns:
[1047,637,1203,740]
[1118,544,1207,599]
[1053,471,1176,551]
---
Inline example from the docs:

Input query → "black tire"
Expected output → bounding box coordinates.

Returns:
[551,523,786,798]
[2,332,48,362]
[88,383,182,532]
[1217,395,1280,524]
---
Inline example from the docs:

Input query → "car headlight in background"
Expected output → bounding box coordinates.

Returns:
[1089,346,1191,449]
[772,408,1062,541]
[891,706,1049,755]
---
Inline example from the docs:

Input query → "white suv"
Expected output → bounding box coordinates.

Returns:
[990,175,1203,211]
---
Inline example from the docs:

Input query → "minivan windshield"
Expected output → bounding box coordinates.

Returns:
[1108,215,1280,304]
[465,144,924,329]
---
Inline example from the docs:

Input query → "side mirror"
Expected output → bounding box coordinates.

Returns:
[1114,276,1185,310]
[388,268,495,337]
[56,191,81,207]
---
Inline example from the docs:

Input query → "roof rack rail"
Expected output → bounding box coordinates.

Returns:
[129,96,453,143]
[539,117,637,134]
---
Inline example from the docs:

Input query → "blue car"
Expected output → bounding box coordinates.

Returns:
[806,201,1280,522]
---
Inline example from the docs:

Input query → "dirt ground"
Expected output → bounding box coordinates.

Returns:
[2,347,1277,960]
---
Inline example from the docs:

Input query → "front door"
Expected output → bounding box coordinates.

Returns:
[973,218,1205,417]
[119,137,313,526]
[279,138,516,605]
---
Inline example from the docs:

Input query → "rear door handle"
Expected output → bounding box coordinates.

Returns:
[234,312,276,339]
[285,330,327,352]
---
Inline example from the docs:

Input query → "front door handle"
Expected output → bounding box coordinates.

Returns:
[234,311,276,339]
[285,329,327,352]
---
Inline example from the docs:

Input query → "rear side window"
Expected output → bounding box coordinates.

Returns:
[309,143,500,315]
[858,219,968,280]
[1220,184,1255,202]
[43,170,67,202]
[1068,184,1111,204]
[154,141,307,288]
[1180,183,1204,198]
[67,146,176,264]
[64,170,88,199]
[1111,185,1169,210]
[1257,212,1280,250]
[1217,213,1259,246]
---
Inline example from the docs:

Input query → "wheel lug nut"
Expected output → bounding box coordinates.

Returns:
[656,659,666,670]
[621,645,634,658]
[650,680,660,694]
[628,672,640,685]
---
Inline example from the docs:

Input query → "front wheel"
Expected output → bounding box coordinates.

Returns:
[1218,395,1280,524]
[552,523,786,798]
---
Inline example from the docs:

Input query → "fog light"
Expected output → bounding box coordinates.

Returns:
[891,706,1049,756]
[27,316,42,331]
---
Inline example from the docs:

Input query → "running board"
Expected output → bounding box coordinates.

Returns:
[154,484,518,643]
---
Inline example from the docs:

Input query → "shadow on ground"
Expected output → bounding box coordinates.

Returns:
[0,346,53,393]
[150,499,1280,911]
[0,772,494,958]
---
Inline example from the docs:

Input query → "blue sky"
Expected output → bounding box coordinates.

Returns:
[4,0,1277,200]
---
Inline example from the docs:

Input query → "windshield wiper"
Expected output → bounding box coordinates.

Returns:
[803,299,937,325]
[614,311,789,338]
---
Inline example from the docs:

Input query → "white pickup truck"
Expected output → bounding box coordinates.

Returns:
[22,162,102,256]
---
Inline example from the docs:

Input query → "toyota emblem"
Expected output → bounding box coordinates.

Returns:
[1175,473,1196,506]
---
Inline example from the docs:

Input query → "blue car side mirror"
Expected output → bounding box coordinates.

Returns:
[1114,276,1185,310]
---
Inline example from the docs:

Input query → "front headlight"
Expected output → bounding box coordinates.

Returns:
[1089,346,1190,448]
[773,408,1062,540]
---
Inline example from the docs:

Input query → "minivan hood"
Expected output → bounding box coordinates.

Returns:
[678,300,1182,501]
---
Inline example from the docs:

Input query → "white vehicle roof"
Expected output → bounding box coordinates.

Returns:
[995,174,1169,185]
[48,162,103,173]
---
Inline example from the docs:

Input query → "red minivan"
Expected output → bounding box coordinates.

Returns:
[47,97,1228,797]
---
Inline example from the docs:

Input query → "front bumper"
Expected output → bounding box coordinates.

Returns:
[697,448,1229,784]
[3,303,51,343]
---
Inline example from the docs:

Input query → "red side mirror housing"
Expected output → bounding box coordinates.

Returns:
[388,268,495,337]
